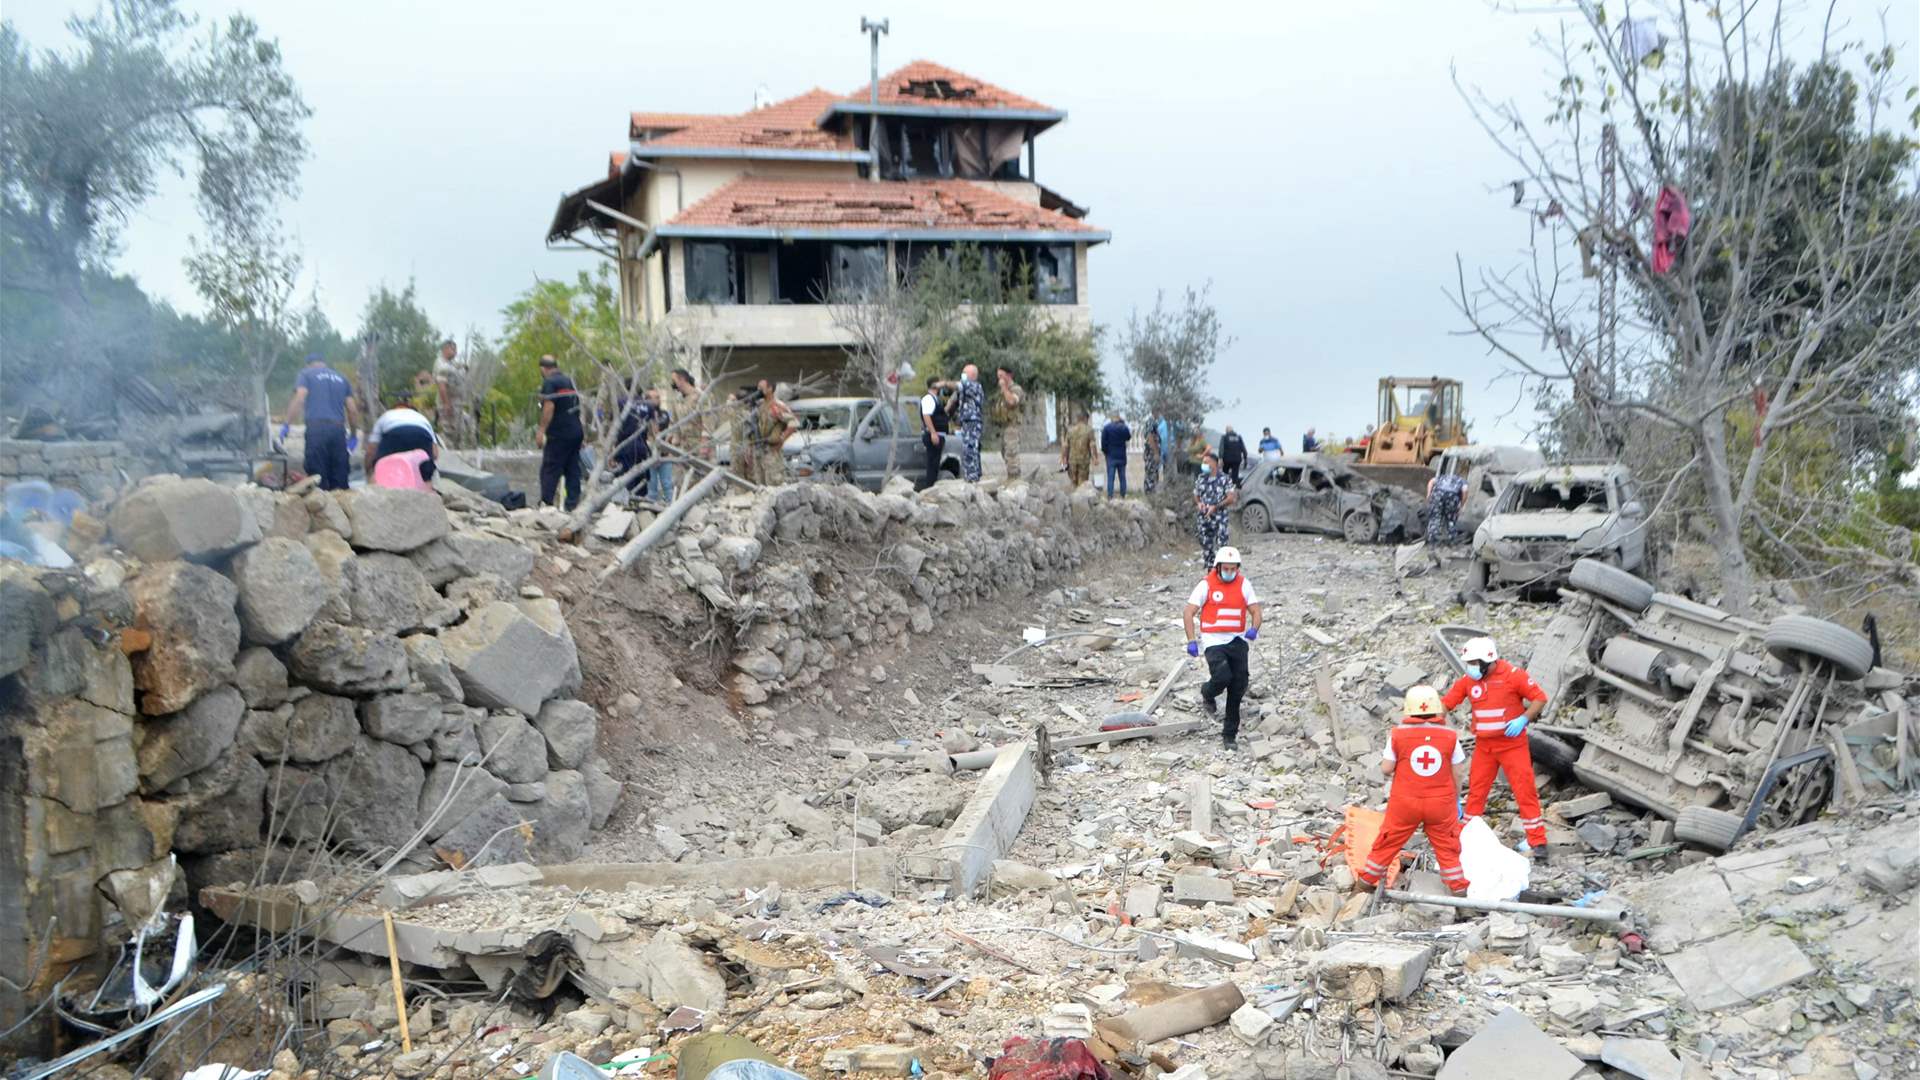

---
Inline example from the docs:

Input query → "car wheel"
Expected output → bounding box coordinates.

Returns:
[941,459,960,478]
[1673,806,1744,853]
[1569,558,1655,612]
[1242,501,1272,533]
[1763,615,1875,680]
[1466,558,1490,594]
[1528,732,1580,778]
[1342,511,1379,544]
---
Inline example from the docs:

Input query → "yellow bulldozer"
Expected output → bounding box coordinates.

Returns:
[1343,376,1469,491]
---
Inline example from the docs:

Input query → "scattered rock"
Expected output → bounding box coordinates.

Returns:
[288,622,410,695]
[639,929,727,1013]
[108,478,260,563]
[129,561,240,715]
[533,699,597,770]
[137,685,245,791]
[337,488,449,552]
[439,600,580,716]
[229,537,327,644]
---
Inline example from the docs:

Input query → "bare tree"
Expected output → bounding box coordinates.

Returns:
[829,278,936,482]
[1451,2,1920,612]
[184,214,300,450]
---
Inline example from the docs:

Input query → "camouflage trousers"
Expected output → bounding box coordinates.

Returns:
[1000,426,1022,479]
[961,422,983,482]
[1197,512,1231,567]
[1067,460,1090,488]
[1143,451,1161,493]
[1426,489,1462,545]
[756,447,786,485]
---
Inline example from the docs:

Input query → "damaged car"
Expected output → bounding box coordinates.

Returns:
[1238,455,1425,544]
[1468,463,1647,594]
[1456,558,1918,852]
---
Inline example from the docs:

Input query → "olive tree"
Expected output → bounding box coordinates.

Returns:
[1451,1,1920,612]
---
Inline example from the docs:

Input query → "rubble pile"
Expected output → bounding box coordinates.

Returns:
[4,474,625,977]
[626,476,1158,705]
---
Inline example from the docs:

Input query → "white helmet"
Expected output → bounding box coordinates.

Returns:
[1460,636,1499,664]
[1213,546,1243,566]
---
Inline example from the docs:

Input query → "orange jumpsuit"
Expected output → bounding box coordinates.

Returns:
[1444,661,1549,847]
[1359,718,1469,893]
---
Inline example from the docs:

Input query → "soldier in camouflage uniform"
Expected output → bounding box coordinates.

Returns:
[1142,418,1163,493]
[723,387,757,485]
[992,366,1026,480]
[954,364,986,481]
[1061,412,1094,488]
[753,379,796,484]
[1192,450,1237,568]
[1426,471,1468,546]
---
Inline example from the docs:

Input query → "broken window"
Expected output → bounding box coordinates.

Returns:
[903,78,975,101]
[776,241,828,303]
[830,244,887,298]
[1504,481,1611,513]
[888,120,953,179]
[685,242,736,304]
[863,401,895,436]
[1035,245,1075,304]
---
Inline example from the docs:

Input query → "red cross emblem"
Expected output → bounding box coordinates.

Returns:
[1469,684,1484,700]
[1410,744,1444,777]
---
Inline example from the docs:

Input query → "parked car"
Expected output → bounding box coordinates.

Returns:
[1432,444,1543,536]
[1237,455,1425,544]
[1437,558,1915,852]
[1468,463,1647,594]
[782,397,965,491]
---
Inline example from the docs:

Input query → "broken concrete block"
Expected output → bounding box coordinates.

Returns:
[773,792,833,837]
[109,477,260,563]
[1436,1007,1584,1080]
[1660,927,1816,1011]
[1383,663,1426,692]
[821,1046,916,1075]
[1860,855,1919,894]
[1310,939,1431,1003]
[1042,1002,1095,1039]
[1125,882,1162,919]
[1545,984,1601,1031]
[1648,819,1674,846]
[1537,943,1588,976]
[1575,820,1619,852]
[653,824,691,861]
[639,929,727,1013]
[1230,1002,1275,1045]
[1550,792,1612,819]
[1169,829,1231,859]
[1599,1038,1684,1080]
[1172,872,1236,906]
[1173,932,1255,966]
[990,860,1056,893]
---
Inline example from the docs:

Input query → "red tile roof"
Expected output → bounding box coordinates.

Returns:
[629,111,723,137]
[643,90,854,152]
[663,177,1102,236]
[606,150,624,177]
[842,60,1055,113]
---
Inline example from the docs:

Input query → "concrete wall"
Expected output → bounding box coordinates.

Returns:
[0,439,139,502]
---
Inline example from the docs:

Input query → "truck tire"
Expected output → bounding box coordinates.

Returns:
[1569,558,1655,613]
[1242,501,1272,534]
[1673,806,1744,853]
[1764,615,1874,680]
[1343,511,1379,544]
[1529,733,1580,778]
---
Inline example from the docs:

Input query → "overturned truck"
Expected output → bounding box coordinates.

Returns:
[1474,559,1916,852]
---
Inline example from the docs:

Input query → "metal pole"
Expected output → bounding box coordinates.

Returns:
[1381,889,1628,924]
[860,17,889,182]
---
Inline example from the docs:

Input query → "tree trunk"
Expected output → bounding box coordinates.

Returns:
[1696,417,1755,615]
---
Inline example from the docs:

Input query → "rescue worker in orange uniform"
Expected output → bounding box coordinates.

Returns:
[1181,546,1262,751]
[1443,635,1550,860]
[1357,686,1470,894]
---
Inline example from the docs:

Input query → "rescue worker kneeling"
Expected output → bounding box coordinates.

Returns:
[1356,686,1470,895]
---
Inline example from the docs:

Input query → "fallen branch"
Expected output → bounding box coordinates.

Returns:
[600,465,729,580]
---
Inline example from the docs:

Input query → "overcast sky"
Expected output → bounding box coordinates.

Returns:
[8,0,1914,445]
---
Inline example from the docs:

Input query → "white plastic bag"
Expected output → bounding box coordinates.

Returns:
[1458,816,1530,902]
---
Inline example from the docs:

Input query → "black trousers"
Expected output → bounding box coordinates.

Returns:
[1224,459,1244,486]
[919,431,946,490]
[370,424,437,482]
[541,431,585,510]
[304,422,350,491]
[1202,637,1251,741]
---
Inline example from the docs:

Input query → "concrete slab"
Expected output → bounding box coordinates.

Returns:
[540,848,899,893]
[900,743,1036,898]
[1660,927,1817,1011]
[1618,865,1740,949]
[1310,939,1432,1003]
[1600,1037,1684,1080]
[1173,873,1236,906]
[1436,1006,1584,1080]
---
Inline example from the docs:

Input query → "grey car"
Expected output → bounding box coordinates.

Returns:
[1236,455,1426,543]
[784,396,966,491]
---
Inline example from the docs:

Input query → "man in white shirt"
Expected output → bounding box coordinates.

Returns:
[1180,546,1263,750]
[917,375,950,491]
[367,406,438,476]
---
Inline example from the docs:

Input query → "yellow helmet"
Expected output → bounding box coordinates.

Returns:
[1403,685,1444,718]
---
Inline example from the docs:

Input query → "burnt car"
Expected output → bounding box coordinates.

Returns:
[1237,455,1425,544]
[1468,463,1648,594]
[1442,558,1917,852]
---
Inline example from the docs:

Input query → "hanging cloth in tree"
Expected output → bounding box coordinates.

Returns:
[1651,186,1691,275]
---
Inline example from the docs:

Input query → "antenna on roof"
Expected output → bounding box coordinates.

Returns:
[752,83,773,109]
[859,16,889,184]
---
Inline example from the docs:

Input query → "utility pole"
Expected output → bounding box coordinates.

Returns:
[860,17,888,182]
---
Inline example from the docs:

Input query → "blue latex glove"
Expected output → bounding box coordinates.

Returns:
[346,434,359,453]
[1186,640,1200,658]
[1457,798,1465,820]
[1243,626,1259,642]
[1504,715,1530,738]
[277,423,290,440]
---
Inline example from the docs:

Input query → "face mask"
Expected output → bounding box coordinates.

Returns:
[1217,568,1238,582]
[1466,661,1488,680]
[960,373,972,383]
[1201,464,1213,474]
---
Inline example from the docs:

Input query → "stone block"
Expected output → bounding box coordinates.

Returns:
[1436,1007,1583,1080]
[346,552,457,633]
[138,685,245,791]
[362,693,443,746]
[773,791,834,837]
[403,635,463,701]
[321,736,427,846]
[431,792,531,867]
[438,600,580,716]
[174,752,268,853]
[533,699,597,770]
[639,930,727,1013]
[230,537,328,644]
[1310,940,1431,1003]
[582,758,622,829]
[476,713,548,783]
[108,477,260,563]
[129,561,239,715]
[338,487,448,552]
[418,761,510,840]
[1230,1002,1275,1046]
[233,646,290,708]
[531,769,591,862]
[411,531,535,587]
[1173,872,1236,906]
[302,528,354,622]
[288,622,410,695]
[236,485,308,541]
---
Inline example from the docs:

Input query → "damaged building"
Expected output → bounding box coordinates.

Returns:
[545,60,1110,390]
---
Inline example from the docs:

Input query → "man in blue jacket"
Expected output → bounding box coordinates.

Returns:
[1100,412,1132,498]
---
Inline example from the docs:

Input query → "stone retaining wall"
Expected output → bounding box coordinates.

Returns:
[0,438,139,501]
